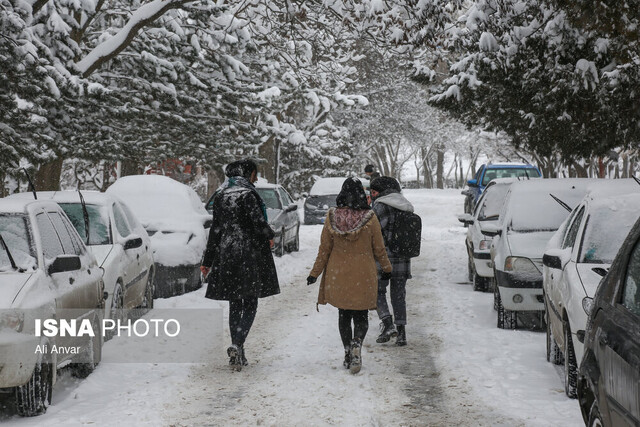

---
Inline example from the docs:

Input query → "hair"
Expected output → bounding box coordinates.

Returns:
[370,176,401,193]
[336,177,370,210]
[225,159,258,179]
[364,164,375,173]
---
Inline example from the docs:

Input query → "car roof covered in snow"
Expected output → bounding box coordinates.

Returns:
[255,182,280,189]
[9,190,123,206]
[309,177,347,196]
[0,198,61,214]
[486,162,538,168]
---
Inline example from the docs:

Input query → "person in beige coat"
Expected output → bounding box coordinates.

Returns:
[307,177,392,374]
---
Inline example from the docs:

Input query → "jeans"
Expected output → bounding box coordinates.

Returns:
[229,298,258,347]
[376,277,407,325]
[338,309,368,349]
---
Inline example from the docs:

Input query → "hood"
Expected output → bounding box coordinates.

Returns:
[507,231,556,263]
[0,272,32,309]
[576,263,609,297]
[328,208,374,241]
[375,193,414,212]
[88,245,114,267]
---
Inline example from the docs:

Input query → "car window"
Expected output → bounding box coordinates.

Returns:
[0,215,36,272]
[47,212,77,255]
[622,239,640,317]
[59,203,111,245]
[562,207,585,249]
[118,202,142,231]
[481,168,540,186]
[256,189,282,209]
[36,213,64,262]
[278,188,291,207]
[477,183,510,221]
[112,203,132,238]
[59,213,86,256]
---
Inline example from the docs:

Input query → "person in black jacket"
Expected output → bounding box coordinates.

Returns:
[200,159,280,370]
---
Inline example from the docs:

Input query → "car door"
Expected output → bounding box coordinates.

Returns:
[112,202,145,304]
[278,187,297,241]
[597,238,640,425]
[119,201,153,305]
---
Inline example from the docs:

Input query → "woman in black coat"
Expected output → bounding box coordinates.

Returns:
[200,159,280,370]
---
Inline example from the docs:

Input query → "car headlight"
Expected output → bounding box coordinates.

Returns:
[504,256,540,275]
[0,310,24,332]
[479,239,492,250]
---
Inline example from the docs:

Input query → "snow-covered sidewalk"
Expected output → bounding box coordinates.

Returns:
[1,189,583,426]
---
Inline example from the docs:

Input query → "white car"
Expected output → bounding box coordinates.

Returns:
[542,182,640,398]
[482,179,600,329]
[0,198,104,416]
[107,175,211,298]
[459,178,516,291]
[10,191,155,325]
[303,177,370,224]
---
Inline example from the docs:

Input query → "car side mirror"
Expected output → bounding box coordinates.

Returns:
[592,267,608,277]
[203,218,213,229]
[124,237,143,250]
[480,224,501,237]
[457,214,474,226]
[285,204,298,213]
[467,179,478,187]
[301,192,309,198]
[542,254,562,270]
[48,255,81,275]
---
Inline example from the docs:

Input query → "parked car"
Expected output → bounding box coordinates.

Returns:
[463,162,541,213]
[205,182,300,256]
[107,175,211,298]
[482,179,598,329]
[543,183,640,398]
[0,198,104,416]
[458,178,516,291]
[577,212,640,427]
[304,177,369,225]
[10,191,155,326]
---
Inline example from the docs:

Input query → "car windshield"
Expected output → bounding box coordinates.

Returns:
[477,184,510,221]
[509,190,583,232]
[0,215,36,272]
[59,203,111,245]
[256,188,281,209]
[482,168,540,186]
[306,195,337,209]
[580,199,640,264]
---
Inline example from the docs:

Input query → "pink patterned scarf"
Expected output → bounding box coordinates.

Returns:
[333,208,370,233]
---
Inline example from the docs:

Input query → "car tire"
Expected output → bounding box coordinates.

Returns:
[71,314,103,379]
[275,229,285,257]
[291,226,300,252]
[473,273,487,292]
[107,283,125,340]
[467,253,474,282]
[14,356,52,416]
[564,322,578,398]
[545,303,563,365]
[497,292,517,329]
[493,281,499,311]
[588,401,603,427]
[140,270,154,311]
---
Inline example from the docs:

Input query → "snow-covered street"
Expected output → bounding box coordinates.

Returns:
[1,190,583,426]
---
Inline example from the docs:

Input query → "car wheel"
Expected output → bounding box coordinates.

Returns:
[545,304,563,365]
[71,314,103,379]
[497,292,517,329]
[107,283,125,340]
[140,270,154,311]
[291,226,300,252]
[493,281,499,311]
[564,322,578,398]
[588,401,603,427]
[275,229,285,257]
[14,357,52,416]
[472,273,487,292]
[467,253,474,282]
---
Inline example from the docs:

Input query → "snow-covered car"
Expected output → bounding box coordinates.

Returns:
[10,191,155,324]
[482,179,599,329]
[577,212,640,427]
[303,177,369,225]
[0,198,104,416]
[542,182,640,398]
[107,175,211,298]
[207,182,300,256]
[458,178,515,291]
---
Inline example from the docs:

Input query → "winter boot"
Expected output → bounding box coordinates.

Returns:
[349,339,362,374]
[240,345,248,366]
[376,316,397,343]
[396,325,407,347]
[227,344,243,371]
[343,348,351,369]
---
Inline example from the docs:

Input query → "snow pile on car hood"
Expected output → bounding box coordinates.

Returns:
[309,177,347,196]
[107,175,209,266]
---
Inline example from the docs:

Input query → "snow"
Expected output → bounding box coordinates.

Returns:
[2,189,585,425]
[479,32,499,51]
[309,177,347,196]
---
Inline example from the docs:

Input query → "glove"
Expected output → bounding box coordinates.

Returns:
[380,271,392,280]
[200,266,211,277]
[307,276,317,285]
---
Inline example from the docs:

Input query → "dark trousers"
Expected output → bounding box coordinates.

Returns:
[338,309,368,349]
[229,298,258,347]
[376,277,407,325]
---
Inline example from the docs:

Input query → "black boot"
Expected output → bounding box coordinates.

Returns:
[227,344,243,371]
[240,345,248,366]
[343,348,351,369]
[396,325,407,347]
[350,339,362,374]
[376,316,397,343]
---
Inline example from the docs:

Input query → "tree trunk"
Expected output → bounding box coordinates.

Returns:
[259,136,277,183]
[206,167,225,198]
[436,149,444,189]
[571,160,589,178]
[35,158,64,191]
[120,159,140,177]
[622,153,629,178]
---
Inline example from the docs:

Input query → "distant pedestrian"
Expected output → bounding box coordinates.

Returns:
[370,176,414,346]
[200,159,280,371]
[364,164,381,180]
[307,177,392,374]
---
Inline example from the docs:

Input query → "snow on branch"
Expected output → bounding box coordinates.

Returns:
[76,0,190,78]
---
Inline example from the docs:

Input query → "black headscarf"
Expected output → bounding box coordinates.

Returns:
[370,176,401,194]
[336,177,370,210]
[225,159,258,179]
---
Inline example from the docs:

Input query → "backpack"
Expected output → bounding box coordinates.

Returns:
[387,210,422,258]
